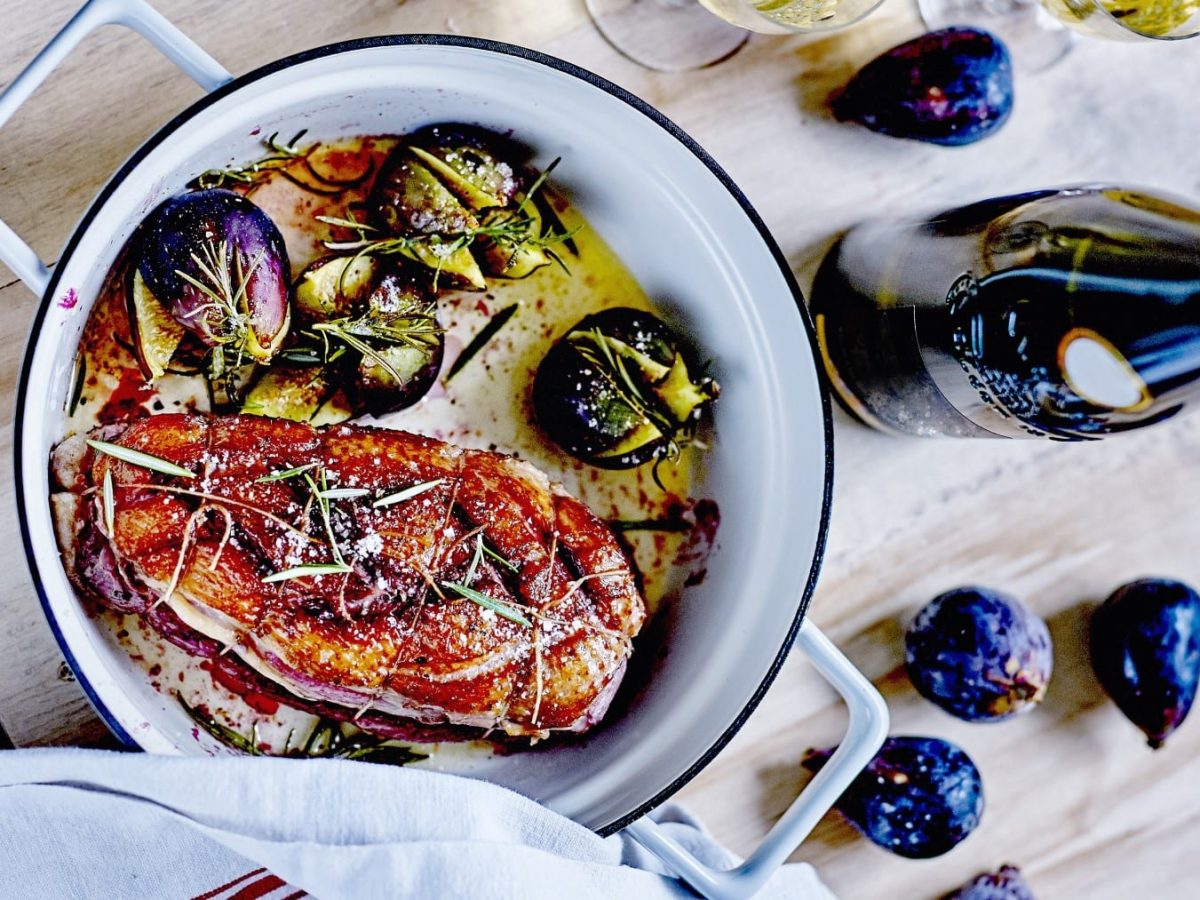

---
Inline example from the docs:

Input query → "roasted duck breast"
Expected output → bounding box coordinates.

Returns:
[50,414,645,740]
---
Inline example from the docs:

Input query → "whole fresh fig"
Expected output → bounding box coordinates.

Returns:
[906,586,1053,722]
[136,189,291,367]
[946,865,1036,900]
[1091,577,1200,748]
[803,736,984,859]
[832,28,1013,146]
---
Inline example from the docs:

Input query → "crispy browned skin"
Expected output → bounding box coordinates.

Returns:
[51,414,644,738]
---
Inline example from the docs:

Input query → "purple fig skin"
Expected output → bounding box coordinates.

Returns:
[1091,578,1200,749]
[906,586,1053,722]
[804,736,984,859]
[137,189,291,361]
[946,865,1036,900]
[832,28,1013,147]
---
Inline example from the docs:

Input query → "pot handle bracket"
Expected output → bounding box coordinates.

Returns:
[0,0,232,294]
[625,621,889,900]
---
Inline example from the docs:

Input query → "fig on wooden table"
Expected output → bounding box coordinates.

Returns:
[803,736,984,859]
[1091,577,1200,748]
[945,865,1036,900]
[905,586,1053,722]
[832,28,1014,147]
[134,188,292,376]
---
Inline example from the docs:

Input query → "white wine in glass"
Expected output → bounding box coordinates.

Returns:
[587,0,888,72]
[919,0,1199,72]
[1045,0,1200,38]
[699,0,889,31]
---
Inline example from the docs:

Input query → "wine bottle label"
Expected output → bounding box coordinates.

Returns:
[939,272,1060,439]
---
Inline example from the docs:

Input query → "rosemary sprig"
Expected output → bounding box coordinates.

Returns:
[317,487,370,500]
[479,159,580,275]
[325,224,474,294]
[173,237,268,387]
[463,533,485,587]
[372,479,444,508]
[441,581,532,627]
[307,300,442,385]
[262,563,353,584]
[482,543,519,573]
[178,697,427,766]
[316,159,577,288]
[305,470,347,568]
[87,439,196,479]
[194,129,372,196]
[444,303,519,382]
[178,694,262,755]
[608,517,694,534]
[302,717,341,755]
[298,718,427,766]
[255,463,318,484]
[337,743,428,766]
[101,469,115,535]
[231,464,358,583]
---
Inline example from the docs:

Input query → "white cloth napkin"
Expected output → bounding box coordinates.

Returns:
[0,748,834,900]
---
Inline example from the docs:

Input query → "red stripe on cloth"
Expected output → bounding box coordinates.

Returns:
[227,873,288,900]
[280,891,308,900]
[191,868,268,900]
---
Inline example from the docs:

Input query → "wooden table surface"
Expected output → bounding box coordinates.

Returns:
[2,1,1198,897]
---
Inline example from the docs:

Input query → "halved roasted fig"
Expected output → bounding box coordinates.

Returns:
[407,123,521,211]
[294,255,378,323]
[477,196,550,279]
[368,146,488,290]
[311,272,445,416]
[401,240,486,291]
[241,364,333,422]
[309,389,354,426]
[371,151,477,237]
[355,341,443,416]
[135,188,291,371]
[126,267,186,380]
[535,347,664,468]
[533,307,718,471]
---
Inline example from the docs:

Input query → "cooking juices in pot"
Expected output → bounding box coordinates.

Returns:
[57,126,719,762]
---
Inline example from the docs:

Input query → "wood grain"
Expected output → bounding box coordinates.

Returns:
[2,1,1199,897]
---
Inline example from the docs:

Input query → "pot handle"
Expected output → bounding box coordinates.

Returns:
[624,621,888,900]
[0,0,231,294]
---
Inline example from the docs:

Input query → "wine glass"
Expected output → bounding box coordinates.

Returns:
[586,0,889,72]
[918,0,1200,72]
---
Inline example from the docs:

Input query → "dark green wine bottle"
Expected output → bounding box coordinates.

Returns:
[812,186,1200,439]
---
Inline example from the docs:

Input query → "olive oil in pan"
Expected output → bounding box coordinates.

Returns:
[68,133,711,757]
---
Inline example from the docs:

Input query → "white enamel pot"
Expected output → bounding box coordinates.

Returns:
[3,2,888,896]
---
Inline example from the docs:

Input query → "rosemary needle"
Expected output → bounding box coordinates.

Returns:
[87,440,195,479]
[445,303,519,383]
[372,479,444,508]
